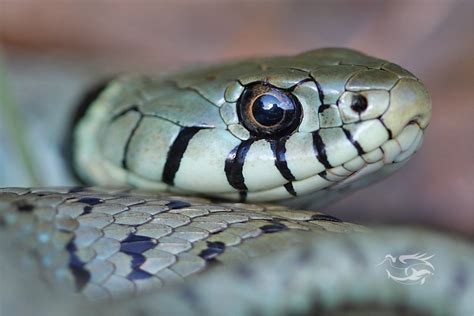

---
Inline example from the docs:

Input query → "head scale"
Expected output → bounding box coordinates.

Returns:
[73,48,431,206]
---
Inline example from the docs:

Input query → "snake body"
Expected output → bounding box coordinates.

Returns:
[1,48,473,315]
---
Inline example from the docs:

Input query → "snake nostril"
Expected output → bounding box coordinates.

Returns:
[350,94,368,113]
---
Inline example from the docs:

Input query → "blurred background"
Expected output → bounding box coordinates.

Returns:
[0,0,472,237]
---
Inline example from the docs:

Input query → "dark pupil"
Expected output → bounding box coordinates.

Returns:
[252,94,288,126]
[350,94,368,113]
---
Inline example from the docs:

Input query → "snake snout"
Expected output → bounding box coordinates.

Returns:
[381,78,432,138]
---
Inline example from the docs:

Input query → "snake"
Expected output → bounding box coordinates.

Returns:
[1,48,473,316]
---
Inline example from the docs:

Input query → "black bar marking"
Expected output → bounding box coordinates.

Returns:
[166,200,191,209]
[318,104,331,113]
[120,233,157,254]
[16,202,34,213]
[224,139,254,191]
[77,197,103,206]
[268,137,295,182]
[239,191,247,202]
[379,118,393,139]
[284,182,297,196]
[68,187,87,193]
[312,77,326,105]
[162,127,206,185]
[122,115,144,169]
[312,131,332,169]
[260,222,288,233]
[199,241,226,260]
[310,214,342,222]
[127,269,153,280]
[66,240,91,291]
[342,128,365,155]
[318,170,330,181]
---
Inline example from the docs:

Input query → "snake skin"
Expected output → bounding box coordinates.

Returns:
[73,48,430,204]
[0,186,365,301]
[1,190,473,315]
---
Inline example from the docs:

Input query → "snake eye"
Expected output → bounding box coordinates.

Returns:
[350,94,368,113]
[237,83,302,137]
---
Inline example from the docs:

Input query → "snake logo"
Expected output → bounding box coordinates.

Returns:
[377,253,435,285]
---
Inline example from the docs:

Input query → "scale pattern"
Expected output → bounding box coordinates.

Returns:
[74,48,430,203]
[0,186,365,300]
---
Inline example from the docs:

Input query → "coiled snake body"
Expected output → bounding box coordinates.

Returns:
[1,48,473,315]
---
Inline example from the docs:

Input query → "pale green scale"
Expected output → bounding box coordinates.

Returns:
[227,123,251,140]
[362,148,384,164]
[319,127,359,166]
[238,68,310,89]
[292,174,332,196]
[125,117,181,181]
[310,65,366,104]
[173,129,241,193]
[224,81,245,103]
[140,85,225,128]
[384,78,430,135]
[344,120,390,153]
[242,139,287,191]
[346,69,399,91]
[319,104,343,128]
[284,132,326,180]
[337,90,390,123]
[323,169,346,182]
[173,61,262,106]
[292,80,321,132]
[232,185,290,202]
[219,102,239,125]
[327,165,353,177]
[381,62,417,79]
[99,111,142,166]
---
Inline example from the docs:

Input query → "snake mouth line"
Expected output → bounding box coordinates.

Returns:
[213,122,424,202]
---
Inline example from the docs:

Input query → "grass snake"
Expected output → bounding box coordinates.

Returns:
[1,48,473,315]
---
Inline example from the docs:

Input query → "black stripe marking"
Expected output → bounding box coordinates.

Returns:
[162,127,206,185]
[312,131,332,169]
[342,128,365,155]
[16,202,34,213]
[269,137,295,182]
[318,104,331,113]
[310,214,342,222]
[66,240,91,291]
[199,241,226,260]
[260,222,288,233]
[224,139,254,191]
[284,182,297,196]
[77,197,103,206]
[312,78,325,105]
[239,191,247,202]
[120,234,157,254]
[318,170,330,181]
[379,118,393,139]
[122,115,144,169]
[166,200,191,209]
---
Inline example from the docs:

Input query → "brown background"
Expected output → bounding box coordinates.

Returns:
[1,0,473,237]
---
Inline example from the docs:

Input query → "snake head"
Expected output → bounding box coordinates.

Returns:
[73,48,431,205]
